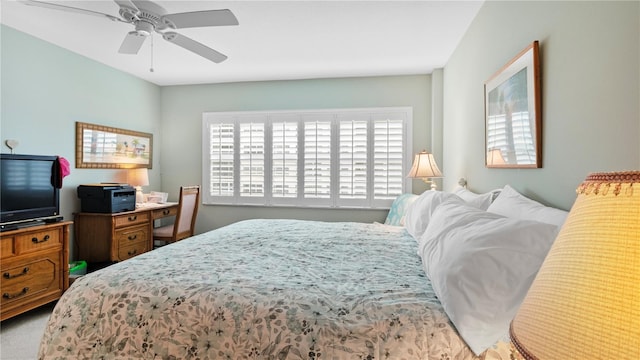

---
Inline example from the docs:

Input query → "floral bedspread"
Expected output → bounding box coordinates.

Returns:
[39,219,511,359]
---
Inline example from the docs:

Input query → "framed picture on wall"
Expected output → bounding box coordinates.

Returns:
[76,122,153,169]
[484,40,541,168]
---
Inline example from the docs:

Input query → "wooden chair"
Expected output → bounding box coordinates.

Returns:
[153,186,200,248]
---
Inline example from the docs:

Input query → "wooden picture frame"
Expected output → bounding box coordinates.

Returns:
[76,122,153,169]
[485,41,541,168]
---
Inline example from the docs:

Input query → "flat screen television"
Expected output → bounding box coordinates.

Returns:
[1,154,61,230]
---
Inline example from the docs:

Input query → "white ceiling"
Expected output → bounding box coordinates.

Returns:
[1,0,483,86]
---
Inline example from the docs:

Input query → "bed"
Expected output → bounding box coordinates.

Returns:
[38,186,567,359]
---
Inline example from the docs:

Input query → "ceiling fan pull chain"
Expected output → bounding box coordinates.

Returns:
[150,34,154,73]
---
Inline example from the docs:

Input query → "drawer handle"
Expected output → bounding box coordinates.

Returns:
[128,215,138,221]
[127,249,138,256]
[32,234,50,244]
[162,209,171,215]
[3,287,29,299]
[3,267,29,279]
[127,235,138,241]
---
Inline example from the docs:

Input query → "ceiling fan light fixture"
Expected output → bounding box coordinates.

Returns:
[134,20,154,36]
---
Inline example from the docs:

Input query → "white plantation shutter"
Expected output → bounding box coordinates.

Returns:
[303,117,332,202]
[272,120,298,200]
[338,115,368,206]
[203,107,412,208]
[238,120,265,200]
[373,115,405,202]
[207,121,234,199]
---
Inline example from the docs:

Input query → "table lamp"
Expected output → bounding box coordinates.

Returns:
[510,171,639,359]
[407,150,443,190]
[127,168,149,204]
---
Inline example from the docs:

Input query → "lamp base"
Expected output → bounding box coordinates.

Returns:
[421,178,438,191]
[135,186,144,204]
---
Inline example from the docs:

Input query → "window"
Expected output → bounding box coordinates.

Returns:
[202,107,412,208]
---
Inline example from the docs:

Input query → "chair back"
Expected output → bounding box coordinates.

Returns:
[172,185,200,241]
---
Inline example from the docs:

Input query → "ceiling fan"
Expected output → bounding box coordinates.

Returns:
[21,0,239,63]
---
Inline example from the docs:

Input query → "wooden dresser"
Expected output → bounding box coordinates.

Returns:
[1,221,71,321]
[74,203,177,263]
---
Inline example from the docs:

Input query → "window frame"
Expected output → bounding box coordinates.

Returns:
[202,107,413,209]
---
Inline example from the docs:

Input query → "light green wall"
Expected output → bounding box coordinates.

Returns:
[443,1,640,210]
[159,76,432,232]
[1,25,161,258]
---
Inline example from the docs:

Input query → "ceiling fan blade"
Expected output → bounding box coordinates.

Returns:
[20,0,122,22]
[161,9,238,29]
[118,32,147,54]
[162,32,227,63]
[113,0,139,12]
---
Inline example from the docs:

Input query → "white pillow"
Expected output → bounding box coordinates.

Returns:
[487,185,569,229]
[452,186,500,210]
[403,191,464,240]
[419,199,558,355]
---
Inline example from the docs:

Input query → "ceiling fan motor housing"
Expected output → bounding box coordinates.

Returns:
[119,2,170,35]
[134,19,154,36]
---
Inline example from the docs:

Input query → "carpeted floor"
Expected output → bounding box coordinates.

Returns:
[0,302,55,360]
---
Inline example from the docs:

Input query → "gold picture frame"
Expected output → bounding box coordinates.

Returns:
[76,122,153,169]
[485,41,541,168]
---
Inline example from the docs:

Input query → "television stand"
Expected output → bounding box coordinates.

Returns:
[1,221,72,321]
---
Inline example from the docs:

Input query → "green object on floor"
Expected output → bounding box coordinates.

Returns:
[69,260,87,276]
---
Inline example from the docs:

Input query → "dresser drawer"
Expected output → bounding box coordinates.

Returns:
[116,241,149,261]
[15,228,62,255]
[114,212,150,228]
[152,206,177,219]
[114,224,149,261]
[1,252,61,307]
[114,224,149,245]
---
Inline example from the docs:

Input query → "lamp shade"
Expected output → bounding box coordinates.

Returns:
[127,168,149,187]
[407,151,443,179]
[510,171,639,359]
[487,148,506,166]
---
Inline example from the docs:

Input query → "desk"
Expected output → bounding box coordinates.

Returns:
[75,203,178,263]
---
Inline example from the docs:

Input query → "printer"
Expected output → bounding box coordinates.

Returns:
[77,184,136,213]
